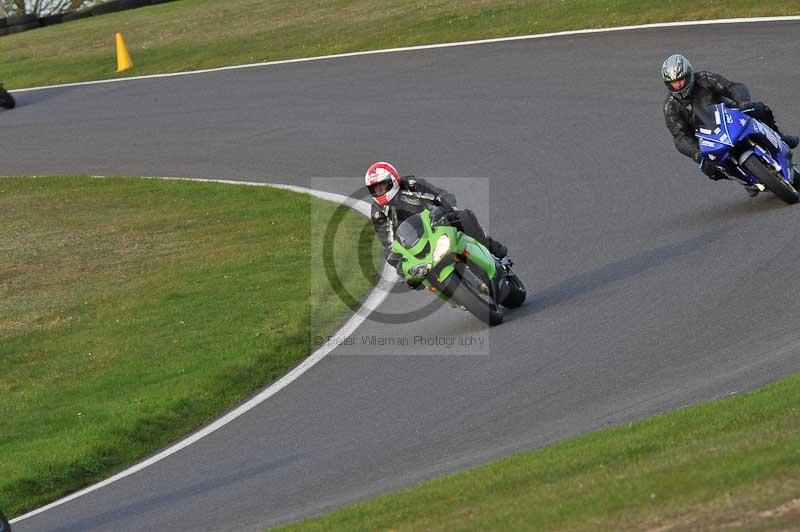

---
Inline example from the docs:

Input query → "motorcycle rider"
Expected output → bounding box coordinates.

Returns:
[662,54,799,197]
[365,161,508,287]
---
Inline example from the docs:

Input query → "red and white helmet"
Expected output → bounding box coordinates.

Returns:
[364,161,401,205]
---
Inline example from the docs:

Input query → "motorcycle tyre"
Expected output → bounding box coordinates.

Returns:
[0,87,15,109]
[449,264,503,326]
[502,271,527,309]
[743,156,799,204]
[0,510,10,532]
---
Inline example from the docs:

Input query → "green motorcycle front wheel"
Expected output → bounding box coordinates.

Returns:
[449,263,504,326]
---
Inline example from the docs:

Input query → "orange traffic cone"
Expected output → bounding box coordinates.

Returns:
[115,32,133,72]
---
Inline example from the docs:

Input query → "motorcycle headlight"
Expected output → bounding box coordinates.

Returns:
[409,264,431,277]
[432,234,451,264]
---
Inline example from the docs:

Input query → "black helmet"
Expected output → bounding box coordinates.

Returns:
[662,54,694,98]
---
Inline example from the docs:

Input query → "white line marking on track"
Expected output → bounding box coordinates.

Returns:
[10,177,395,524]
[9,16,800,94]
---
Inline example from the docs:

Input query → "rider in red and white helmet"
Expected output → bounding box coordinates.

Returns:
[365,161,402,206]
[365,162,508,285]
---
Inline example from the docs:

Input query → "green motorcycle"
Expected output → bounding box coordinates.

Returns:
[390,208,525,326]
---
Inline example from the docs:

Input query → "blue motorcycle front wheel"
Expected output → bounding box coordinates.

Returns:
[743,156,799,205]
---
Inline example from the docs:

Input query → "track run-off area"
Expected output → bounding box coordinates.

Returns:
[6,17,800,532]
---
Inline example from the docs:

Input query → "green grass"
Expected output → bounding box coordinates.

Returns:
[2,0,799,89]
[281,376,800,531]
[0,176,380,517]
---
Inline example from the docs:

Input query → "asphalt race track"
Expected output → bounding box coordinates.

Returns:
[7,19,800,532]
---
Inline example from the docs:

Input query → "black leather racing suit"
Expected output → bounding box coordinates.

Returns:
[664,71,782,162]
[371,177,504,273]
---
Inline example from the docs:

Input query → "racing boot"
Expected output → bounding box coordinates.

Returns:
[484,236,508,259]
[781,134,799,149]
[744,183,764,198]
[769,122,798,149]
[761,114,798,149]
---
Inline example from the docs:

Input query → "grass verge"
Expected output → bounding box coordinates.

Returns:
[0,175,380,517]
[2,0,799,89]
[281,375,800,531]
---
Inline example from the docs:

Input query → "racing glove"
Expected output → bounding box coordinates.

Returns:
[435,193,457,211]
[385,249,403,268]
[700,158,726,181]
[406,279,425,290]
[388,252,421,289]
[736,100,766,115]
[429,206,461,229]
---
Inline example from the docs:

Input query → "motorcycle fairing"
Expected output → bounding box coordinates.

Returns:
[696,103,794,183]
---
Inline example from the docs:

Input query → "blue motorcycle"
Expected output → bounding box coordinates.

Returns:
[695,99,799,204]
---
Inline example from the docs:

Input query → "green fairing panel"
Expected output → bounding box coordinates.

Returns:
[390,211,495,287]
[461,235,497,279]
[436,262,456,283]
[391,211,433,279]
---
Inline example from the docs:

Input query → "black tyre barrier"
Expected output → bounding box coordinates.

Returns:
[2,14,40,34]
[126,0,156,9]
[8,22,40,33]
[6,14,38,26]
[93,0,175,15]
[0,0,180,38]
[40,13,65,26]
[62,9,94,22]
[92,0,152,16]
[92,1,128,16]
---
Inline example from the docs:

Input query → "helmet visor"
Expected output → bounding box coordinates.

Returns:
[669,77,687,91]
[369,181,391,197]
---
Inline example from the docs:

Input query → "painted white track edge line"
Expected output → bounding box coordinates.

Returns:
[10,177,396,524]
[9,15,800,94]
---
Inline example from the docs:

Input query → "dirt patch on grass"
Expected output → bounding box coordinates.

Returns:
[642,478,800,532]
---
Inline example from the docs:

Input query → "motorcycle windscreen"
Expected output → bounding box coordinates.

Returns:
[693,104,718,129]
[696,104,733,153]
[395,214,425,249]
